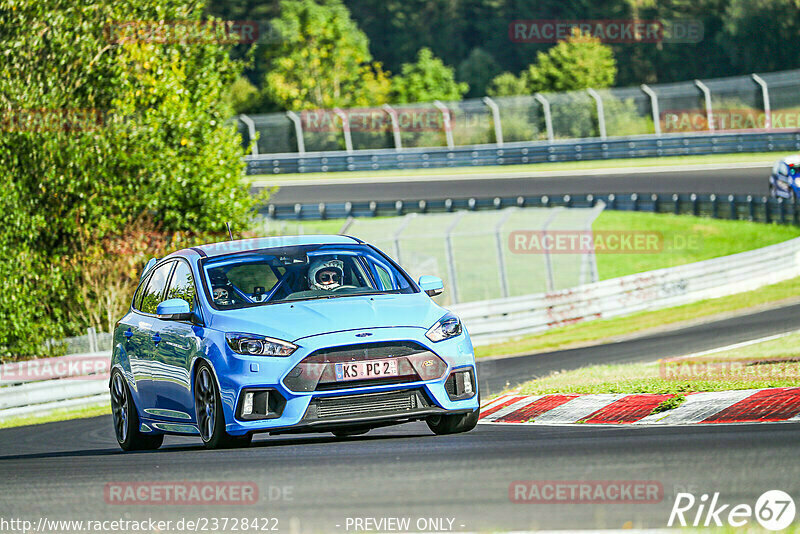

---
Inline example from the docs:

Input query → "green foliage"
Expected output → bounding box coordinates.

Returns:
[225,76,262,114]
[0,0,262,357]
[524,31,617,93]
[390,48,468,104]
[261,0,390,110]
[487,72,529,98]
[457,48,501,98]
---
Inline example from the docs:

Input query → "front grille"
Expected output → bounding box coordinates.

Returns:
[304,341,428,363]
[283,341,447,392]
[312,389,425,419]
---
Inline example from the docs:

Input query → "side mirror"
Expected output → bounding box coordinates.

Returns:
[157,298,193,321]
[418,275,444,297]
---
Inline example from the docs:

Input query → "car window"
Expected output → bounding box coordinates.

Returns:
[374,263,394,290]
[165,261,196,311]
[202,244,416,309]
[139,261,175,314]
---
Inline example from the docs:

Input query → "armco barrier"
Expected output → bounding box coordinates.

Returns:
[246,131,800,175]
[452,235,800,346]
[0,352,109,420]
[264,193,800,225]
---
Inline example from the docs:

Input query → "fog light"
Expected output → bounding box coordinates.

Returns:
[463,372,473,394]
[242,392,254,416]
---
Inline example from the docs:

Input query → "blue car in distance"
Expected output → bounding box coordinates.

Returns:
[110,235,479,450]
[769,155,800,199]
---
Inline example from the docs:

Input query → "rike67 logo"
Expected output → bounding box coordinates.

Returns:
[669,490,796,531]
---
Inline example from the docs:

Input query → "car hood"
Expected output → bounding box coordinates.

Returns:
[207,292,447,342]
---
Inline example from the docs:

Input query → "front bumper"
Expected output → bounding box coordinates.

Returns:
[214,326,479,436]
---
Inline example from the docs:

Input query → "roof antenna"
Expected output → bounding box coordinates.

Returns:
[226,222,234,241]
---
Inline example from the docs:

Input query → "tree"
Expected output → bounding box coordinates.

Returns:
[487,72,528,97]
[524,30,617,93]
[390,48,469,104]
[0,0,261,357]
[457,48,501,98]
[261,0,390,110]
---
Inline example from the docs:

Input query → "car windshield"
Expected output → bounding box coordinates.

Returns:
[201,244,416,310]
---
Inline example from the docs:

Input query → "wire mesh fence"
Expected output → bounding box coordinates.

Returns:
[342,205,604,306]
[240,69,800,155]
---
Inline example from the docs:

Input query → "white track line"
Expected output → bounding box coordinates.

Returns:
[664,329,800,362]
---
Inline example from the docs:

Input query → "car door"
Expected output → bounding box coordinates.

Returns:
[133,260,176,411]
[151,259,201,422]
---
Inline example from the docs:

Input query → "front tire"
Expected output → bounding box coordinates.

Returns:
[194,362,252,449]
[331,428,370,438]
[110,370,164,452]
[427,397,480,435]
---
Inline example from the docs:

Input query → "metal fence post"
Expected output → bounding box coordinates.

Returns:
[238,114,259,156]
[587,88,607,139]
[381,104,403,151]
[493,208,515,298]
[640,84,661,136]
[541,207,564,292]
[87,327,97,354]
[444,211,466,303]
[752,73,772,129]
[694,80,714,132]
[433,100,455,149]
[333,108,353,153]
[285,111,305,153]
[392,213,415,264]
[534,93,554,142]
[482,96,503,147]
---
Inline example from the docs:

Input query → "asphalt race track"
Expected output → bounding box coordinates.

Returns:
[266,165,770,204]
[1,301,799,532]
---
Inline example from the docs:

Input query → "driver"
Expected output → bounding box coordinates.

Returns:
[308,259,344,291]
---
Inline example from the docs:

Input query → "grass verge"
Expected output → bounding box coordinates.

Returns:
[475,275,800,359]
[0,403,110,430]
[251,152,788,183]
[514,333,800,395]
[593,212,800,280]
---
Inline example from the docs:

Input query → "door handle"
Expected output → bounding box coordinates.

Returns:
[123,329,133,339]
[152,333,161,345]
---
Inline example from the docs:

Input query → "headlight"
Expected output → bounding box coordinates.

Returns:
[425,313,463,342]
[226,333,297,357]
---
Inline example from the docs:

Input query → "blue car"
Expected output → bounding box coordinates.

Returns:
[769,155,800,199]
[110,235,479,450]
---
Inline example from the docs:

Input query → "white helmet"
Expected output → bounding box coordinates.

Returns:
[308,259,344,290]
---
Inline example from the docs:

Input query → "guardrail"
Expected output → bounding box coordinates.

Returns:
[246,130,800,175]
[0,352,109,421]
[453,235,800,346]
[264,192,799,226]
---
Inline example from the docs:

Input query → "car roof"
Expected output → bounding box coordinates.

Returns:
[188,234,363,258]
[784,155,800,166]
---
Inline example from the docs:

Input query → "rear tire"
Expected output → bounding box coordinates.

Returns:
[110,370,164,452]
[194,362,252,449]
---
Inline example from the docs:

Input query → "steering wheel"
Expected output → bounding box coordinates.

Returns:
[332,285,359,291]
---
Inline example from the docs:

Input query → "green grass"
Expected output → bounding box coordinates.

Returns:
[0,402,110,429]
[251,151,789,183]
[593,212,800,280]
[475,275,800,359]
[514,333,800,395]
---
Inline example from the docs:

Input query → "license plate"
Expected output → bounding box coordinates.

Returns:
[335,359,398,381]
